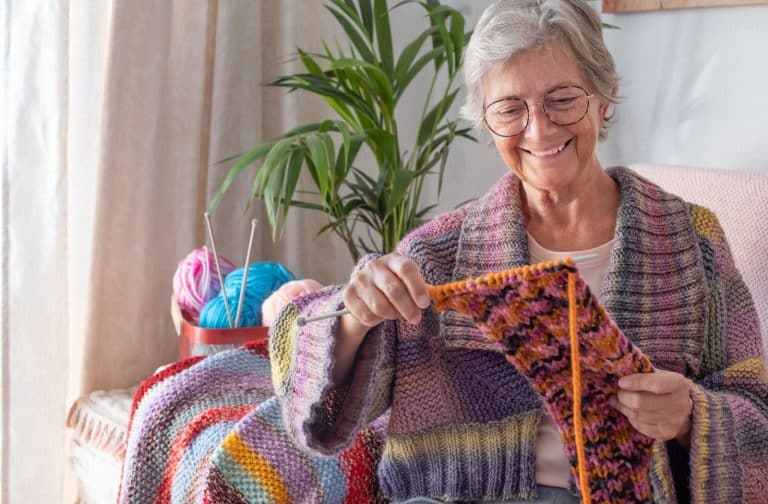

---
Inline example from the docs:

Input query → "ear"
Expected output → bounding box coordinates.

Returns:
[602,85,618,118]
[599,101,608,119]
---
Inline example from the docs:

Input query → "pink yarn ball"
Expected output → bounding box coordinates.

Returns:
[261,279,323,327]
[173,246,235,320]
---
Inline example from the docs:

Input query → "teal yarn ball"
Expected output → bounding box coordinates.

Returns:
[199,262,296,328]
[199,294,259,328]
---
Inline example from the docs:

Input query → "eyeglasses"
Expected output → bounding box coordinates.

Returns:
[483,85,594,137]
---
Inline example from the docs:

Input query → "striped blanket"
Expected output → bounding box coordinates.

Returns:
[118,340,387,503]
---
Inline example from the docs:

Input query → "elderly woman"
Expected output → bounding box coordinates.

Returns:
[271,1,768,503]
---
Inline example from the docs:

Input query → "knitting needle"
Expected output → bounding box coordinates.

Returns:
[296,253,598,326]
[235,218,258,328]
[204,211,234,328]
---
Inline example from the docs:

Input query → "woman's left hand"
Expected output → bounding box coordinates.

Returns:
[613,369,693,447]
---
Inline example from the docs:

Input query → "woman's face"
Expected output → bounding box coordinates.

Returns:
[482,39,607,192]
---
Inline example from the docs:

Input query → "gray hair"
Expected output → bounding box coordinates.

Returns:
[460,0,619,139]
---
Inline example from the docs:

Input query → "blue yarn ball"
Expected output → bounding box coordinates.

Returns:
[199,262,296,328]
[199,294,259,328]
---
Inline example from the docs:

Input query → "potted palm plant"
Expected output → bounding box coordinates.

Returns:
[209,0,473,262]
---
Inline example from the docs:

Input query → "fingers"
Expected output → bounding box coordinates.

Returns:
[612,398,687,441]
[343,254,429,327]
[342,284,387,327]
[386,254,432,309]
[615,389,687,414]
[613,370,693,441]
[613,392,682,423]
[618,369,683,394]
[612,411,681,441]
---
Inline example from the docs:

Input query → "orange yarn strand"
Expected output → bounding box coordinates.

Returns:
[427,258,573,300]
[568,272,591,504]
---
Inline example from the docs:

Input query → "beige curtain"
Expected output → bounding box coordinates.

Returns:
[1,1,351,502]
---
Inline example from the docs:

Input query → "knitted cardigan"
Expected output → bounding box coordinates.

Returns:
[270,166,768,503]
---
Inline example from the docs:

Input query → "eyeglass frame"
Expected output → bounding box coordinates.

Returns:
[482,85,595,138]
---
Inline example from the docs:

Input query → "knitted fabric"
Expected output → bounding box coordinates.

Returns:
[118,342,273,503]
[118,339,388,504]
[205,398,387,504]
[270,167,768,502]
[429,258,655,504]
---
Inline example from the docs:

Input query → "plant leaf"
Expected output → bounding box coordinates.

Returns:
[364,128,398,172]
[415,203,438,218]
[325,5,377,64]
[396,46,444,98]
[358,0,374,40]
[286,200,325,211]
[329,58,394,109]
[423,1,452,73]
[351,167,376,191]
[254,137,296,237]
[320,133,337,197]
[394,25,438,98]
[449,9,465,69]
[208,141,276,212]
[305,134,332,200]
[335,128,365,183]
[386,169,414,217]
[373,0,394,78]
[270,74,378,127]
[213,151,245,166]
[298,48,323,76]
[417,88,459,145]
[282,148,304,222]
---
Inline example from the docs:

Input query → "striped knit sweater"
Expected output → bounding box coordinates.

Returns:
[270,166,768,503]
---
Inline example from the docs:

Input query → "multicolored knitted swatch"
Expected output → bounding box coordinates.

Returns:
[429,258,656,504]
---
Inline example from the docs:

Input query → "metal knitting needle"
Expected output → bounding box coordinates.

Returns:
[296,253,598,326]
[234,218,258,328]
[204,211,234,328]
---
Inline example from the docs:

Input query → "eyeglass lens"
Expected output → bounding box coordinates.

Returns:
[484,86,590,137]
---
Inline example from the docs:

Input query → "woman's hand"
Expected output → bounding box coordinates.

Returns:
[613,369,694,447]
[342,253,432,329]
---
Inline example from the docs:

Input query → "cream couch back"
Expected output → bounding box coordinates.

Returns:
[630,164,768,354]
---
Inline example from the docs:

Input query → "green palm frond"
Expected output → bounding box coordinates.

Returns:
[210,0,474,261]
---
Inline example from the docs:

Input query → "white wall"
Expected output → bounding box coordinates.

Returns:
[392,1,768,214]
[598,3,768,172]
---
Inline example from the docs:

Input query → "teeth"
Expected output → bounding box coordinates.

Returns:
[527,140,568,157]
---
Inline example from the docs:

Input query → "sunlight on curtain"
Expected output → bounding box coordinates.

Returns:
[3,2,70,502]
[1,0,347,501]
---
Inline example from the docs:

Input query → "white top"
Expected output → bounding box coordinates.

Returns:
[527,231,614,488]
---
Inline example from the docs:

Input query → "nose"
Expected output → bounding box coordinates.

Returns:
[525,105,560,140]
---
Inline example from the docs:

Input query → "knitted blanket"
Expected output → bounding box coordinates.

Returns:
[430,258,656,504]
[118,339,387,504]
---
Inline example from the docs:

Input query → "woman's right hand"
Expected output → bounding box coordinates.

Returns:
[342,253,432,328]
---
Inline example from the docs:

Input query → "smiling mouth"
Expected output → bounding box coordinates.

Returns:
[521,138,573,158]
